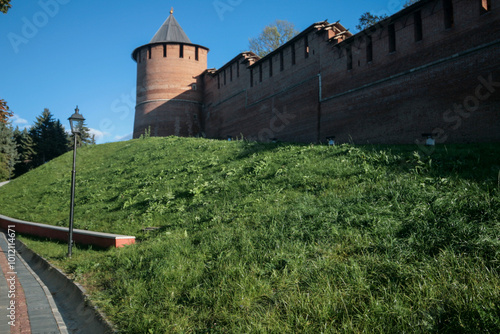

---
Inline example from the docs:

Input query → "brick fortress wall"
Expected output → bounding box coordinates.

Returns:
[201,0,500,144]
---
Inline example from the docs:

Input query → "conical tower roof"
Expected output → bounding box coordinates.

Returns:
[150,8,191,44]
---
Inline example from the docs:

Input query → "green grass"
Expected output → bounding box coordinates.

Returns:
[1,137,499,333]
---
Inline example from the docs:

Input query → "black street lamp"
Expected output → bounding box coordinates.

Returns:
[67,106,85,258]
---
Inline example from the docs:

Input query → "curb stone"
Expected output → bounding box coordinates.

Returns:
[15,238,118,334]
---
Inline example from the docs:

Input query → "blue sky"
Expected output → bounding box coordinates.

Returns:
[0,0,408,144]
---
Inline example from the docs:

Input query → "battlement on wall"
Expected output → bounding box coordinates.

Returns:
[133,42,209,64]
[200,0,500,144]
[321,0,500,96]
[204,22,351,107]
[205,0,499,104]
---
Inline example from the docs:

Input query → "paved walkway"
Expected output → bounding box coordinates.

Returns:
[0,181,10,187]
[0,231,68,333]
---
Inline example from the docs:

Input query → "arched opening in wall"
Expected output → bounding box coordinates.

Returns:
[443,0,454,29]
[481,0,491,14]
[414,11,423,41]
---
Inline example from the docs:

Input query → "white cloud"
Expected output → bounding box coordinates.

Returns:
[115,133,133,141]
[88,128,110,141]
[11,114,29,129]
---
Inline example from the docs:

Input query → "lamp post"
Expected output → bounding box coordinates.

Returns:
[67,106,85,258]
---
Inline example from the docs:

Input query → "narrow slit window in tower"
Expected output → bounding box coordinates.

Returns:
[366,35,373,62]
[224,70,227,85]
[414,11,423,42]
[481,0,491,14]
[218,74,220,89]
[250,69,254,87]
[269,57,273,77]
[195,47,199,61]
[388,24,396,53]
[163,44,167,57]
[291,43,296,65]
[259,64,262,82]
[237,61,240,77]
[179,44,184,58]
[230,65,233,82]
[443,0,454,29]
[148,46,152,59]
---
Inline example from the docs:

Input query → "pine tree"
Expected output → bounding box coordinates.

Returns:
[0,122,19,181]
[29,109,69,167]
[70,122,96,148]
[13,127,35,176]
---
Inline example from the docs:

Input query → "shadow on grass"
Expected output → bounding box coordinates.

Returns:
[354,143,500,183]
[234,140,309,160]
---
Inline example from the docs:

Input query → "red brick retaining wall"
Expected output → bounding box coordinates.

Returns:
[0,215,135,248]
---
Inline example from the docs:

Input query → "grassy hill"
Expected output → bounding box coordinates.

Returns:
[0,137,499,333]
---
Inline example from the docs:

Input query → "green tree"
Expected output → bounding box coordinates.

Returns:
[0,0,12,14]
[13,127,35,176]
[70,122,96,148]
[0,99,14,124]
[356,12,388,31]
[0,122,19,181]
[356,1,420,31]
[249,20,299,58]
[30,109,69,167]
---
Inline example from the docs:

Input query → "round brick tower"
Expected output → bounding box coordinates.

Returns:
[132,8,209,138]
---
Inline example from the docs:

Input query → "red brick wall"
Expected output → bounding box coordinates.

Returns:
[318,0,500,144]
[202,26,324,141]
[199,0,500,144]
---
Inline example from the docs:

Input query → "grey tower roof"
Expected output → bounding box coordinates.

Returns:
[150,9,191,44]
